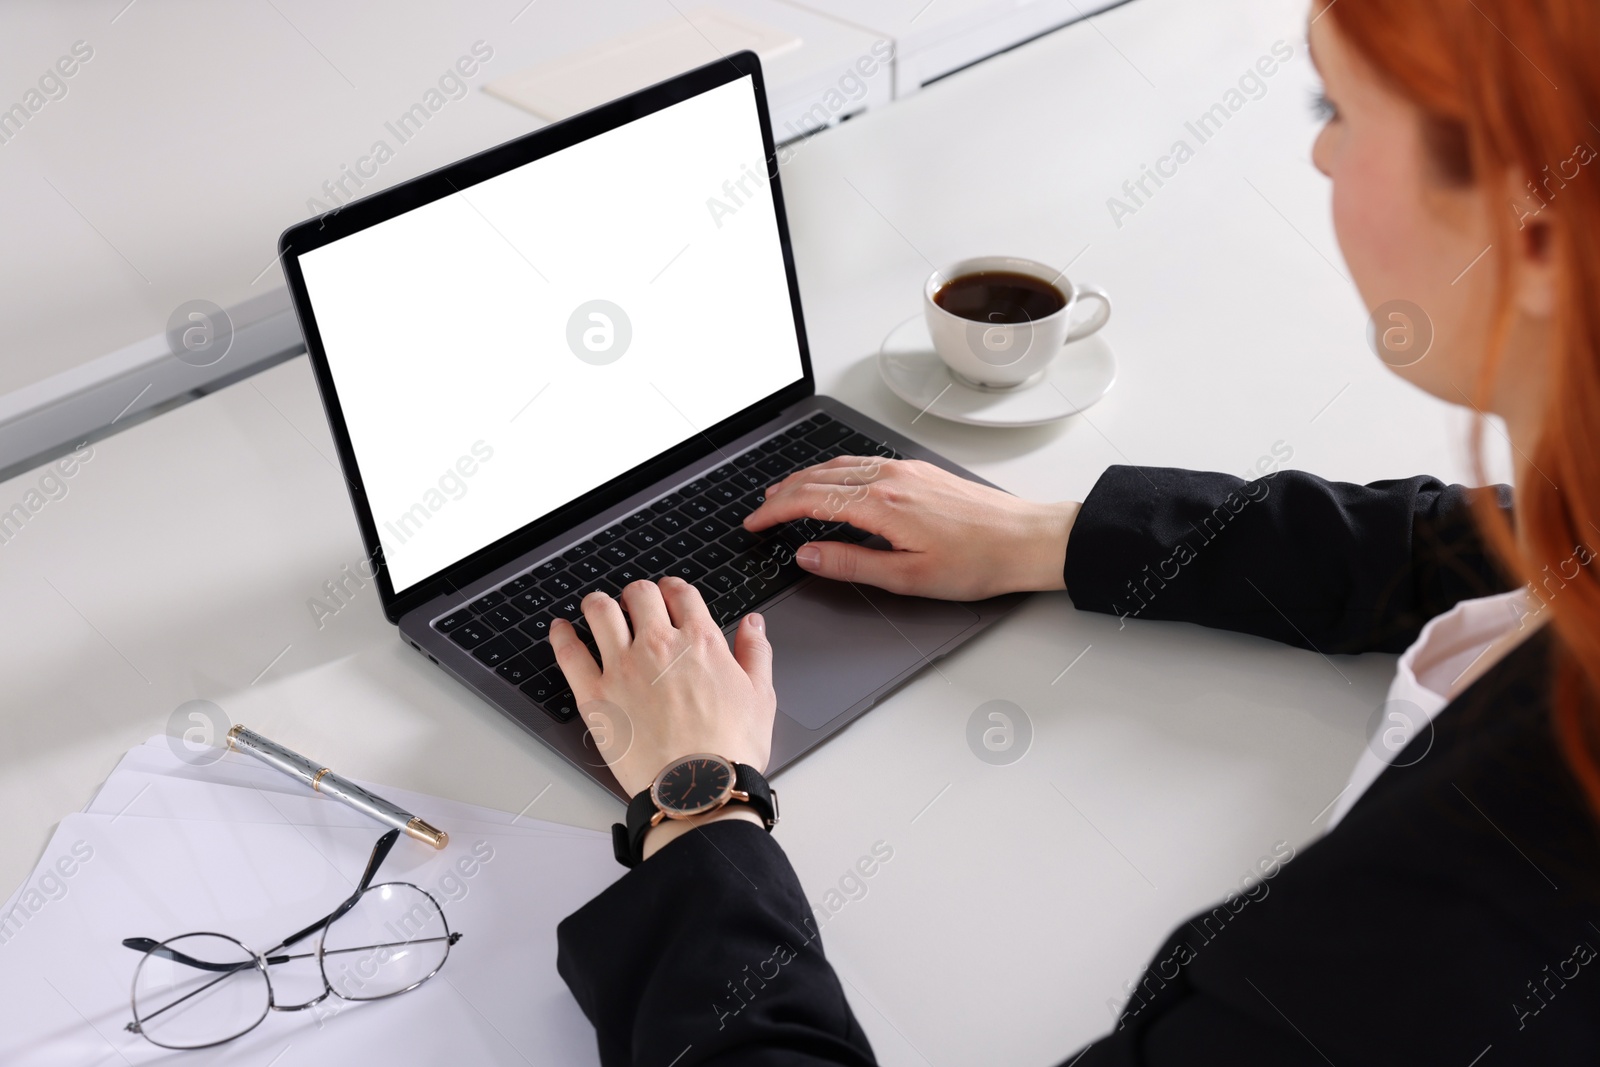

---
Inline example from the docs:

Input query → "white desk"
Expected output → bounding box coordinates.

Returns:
[0,0,1509,1063]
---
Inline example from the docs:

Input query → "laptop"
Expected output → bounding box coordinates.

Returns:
[280,51,1025,801]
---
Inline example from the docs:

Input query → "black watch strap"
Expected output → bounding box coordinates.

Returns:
[611,762,779,868]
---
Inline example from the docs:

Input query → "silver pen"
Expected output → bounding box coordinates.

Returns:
[227,725,449,850]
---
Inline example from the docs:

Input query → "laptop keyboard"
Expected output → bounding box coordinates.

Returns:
[431,412,902,723]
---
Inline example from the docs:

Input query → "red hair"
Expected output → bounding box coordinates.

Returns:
[1328,0,1600,817]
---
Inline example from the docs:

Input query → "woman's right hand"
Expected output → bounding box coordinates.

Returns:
[742,455,1080,601]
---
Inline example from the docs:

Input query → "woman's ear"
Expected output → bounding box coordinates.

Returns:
[1508,172,1559,318]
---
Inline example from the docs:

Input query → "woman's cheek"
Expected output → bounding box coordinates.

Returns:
[1331,129,1424,314]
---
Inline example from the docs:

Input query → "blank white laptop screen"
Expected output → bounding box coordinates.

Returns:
[297,76,802,594]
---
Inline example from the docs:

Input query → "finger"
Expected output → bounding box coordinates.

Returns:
[793,540,919,594]
[622,580,674,647]
[746,482,882,531]
[732,612,773,692]
[766,454,883,496]
[658,576,713,632]
[581,591,630,666]
[549,618,602,697]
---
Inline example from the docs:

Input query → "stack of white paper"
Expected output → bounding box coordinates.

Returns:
[0,736,617,1065]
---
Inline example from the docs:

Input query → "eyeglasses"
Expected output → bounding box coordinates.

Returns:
[122,829,462,1050]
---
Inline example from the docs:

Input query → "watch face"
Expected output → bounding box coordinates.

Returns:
[653,754,734,817]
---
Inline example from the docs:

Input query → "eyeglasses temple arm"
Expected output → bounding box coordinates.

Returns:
[120,938,255,973]
[268,829,402,954]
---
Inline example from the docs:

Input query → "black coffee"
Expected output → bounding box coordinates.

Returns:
[934,270,1066,324]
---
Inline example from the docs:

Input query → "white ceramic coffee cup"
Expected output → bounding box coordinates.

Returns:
[923,256,1112,390]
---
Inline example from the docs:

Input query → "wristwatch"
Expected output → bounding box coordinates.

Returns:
[612,753,779,868]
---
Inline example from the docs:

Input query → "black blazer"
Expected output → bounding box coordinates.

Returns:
[556,467,1600,1065]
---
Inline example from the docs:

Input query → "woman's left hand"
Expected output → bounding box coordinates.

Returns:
[549,578,776,801]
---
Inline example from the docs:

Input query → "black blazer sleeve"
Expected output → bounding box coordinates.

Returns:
[557,820,877,1067]
[1062,466,1513,653]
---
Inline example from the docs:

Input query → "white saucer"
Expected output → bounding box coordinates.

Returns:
[877,315,1118,427]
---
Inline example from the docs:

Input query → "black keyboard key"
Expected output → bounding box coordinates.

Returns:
[637,548,672,573]
[519,614,552,642]
[756,437,787,456]
[840,433,878,456]
[756,454,792,477]
[688,518,723,542]
[533,558,563,579]
[734,450,762,468]
[563,540,598,562]
[468,591,504,614]
[726,469,766,492]
[434,608,473,634]
[512,589,553,614]
[662,532,705,557]
[594,526,624,545]
[791,517,830,541]
[665,558,707,582]
[545,689,578,723]
[715,504,753,529]
[708,464,736,482]
[693,542,733,569]
[622,511,651,529]
[809,411,833,426]
[499,575,533,597]
[770,522,813,549]
[484,604,524,631]
[781,441,819,464]
[611,564,649,588]
[702,566,742,597]
[702,482,740,507]
[450,618,493,648]
[520,668,562,704]
[721,526,759,552]
[568,557,606,583]
[496,655,541,686]
[550,596,584,620]
[596,542,636,567]
[805,420,854,448]
[682,479,709,496]
[650,494,683,516]
[712,597,744,627]
[678,498,714,520]
[541,573,577,599]
[526,638,558,672]
[625,527,665,550]
[652,511,687,533]
[472,635,519,668]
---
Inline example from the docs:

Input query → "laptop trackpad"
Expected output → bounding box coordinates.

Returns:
[756,580,980,730]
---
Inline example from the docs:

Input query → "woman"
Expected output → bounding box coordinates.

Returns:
[548,0,1600,1061]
